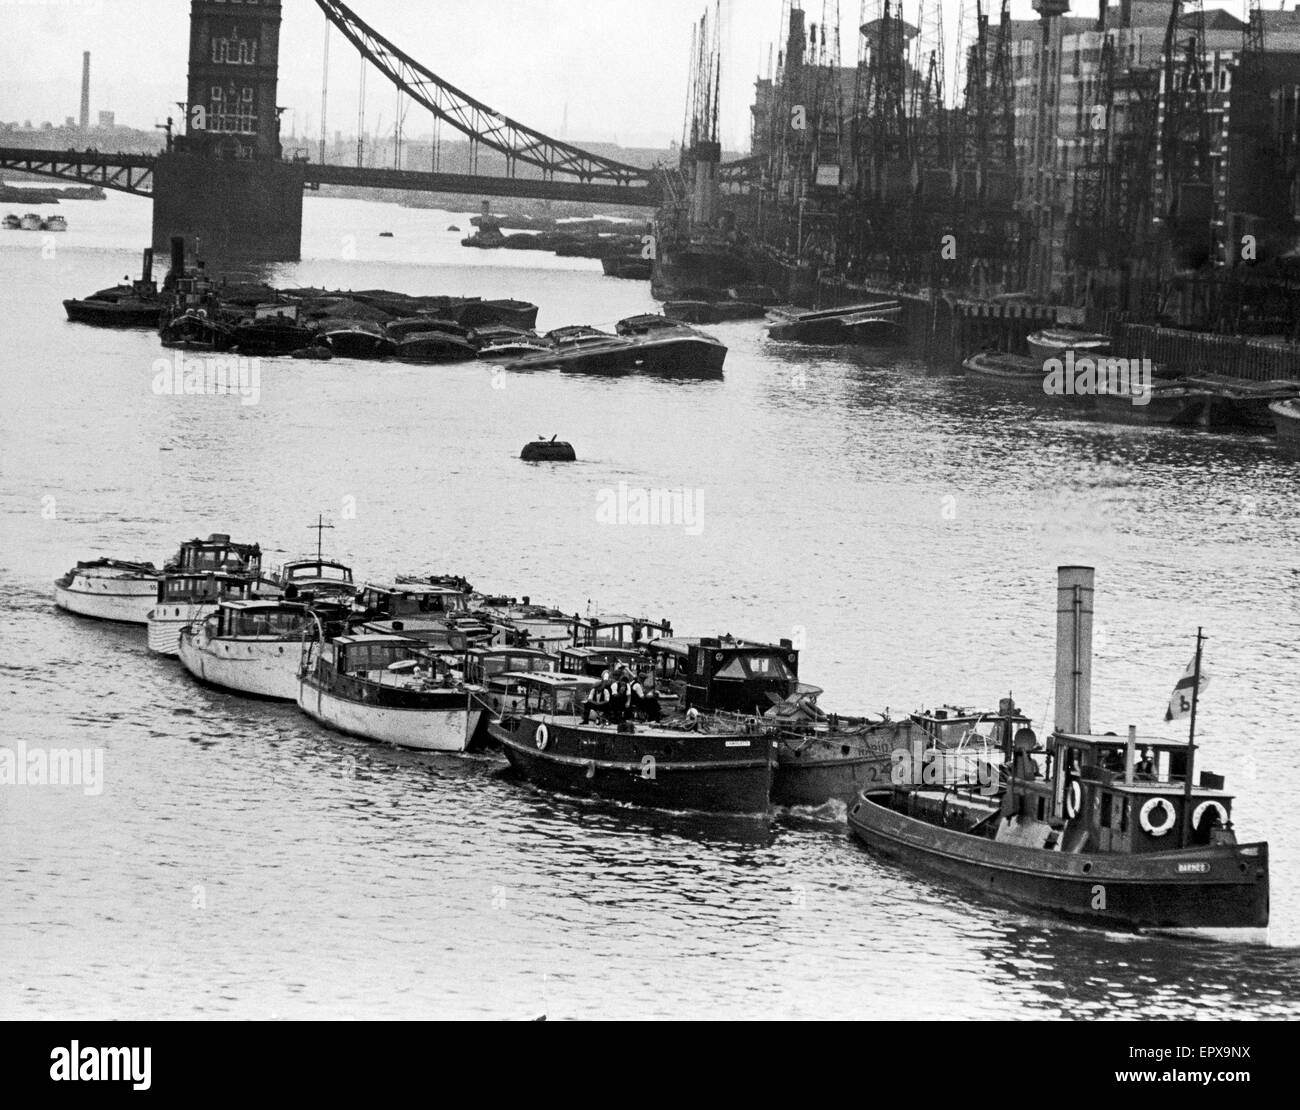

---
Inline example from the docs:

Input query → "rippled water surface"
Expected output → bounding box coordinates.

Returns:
[2,192,1298,1019]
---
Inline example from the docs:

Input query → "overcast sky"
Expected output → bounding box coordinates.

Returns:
[0,1,1241,151]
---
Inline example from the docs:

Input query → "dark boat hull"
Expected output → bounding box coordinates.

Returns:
[1094,388,1223,426]
[633,336,727,378]
[847,791,1269,930]
[1272,400,1300,457]
[490,715,774,815]
[63,299,160,328]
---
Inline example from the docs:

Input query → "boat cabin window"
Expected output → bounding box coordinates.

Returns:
[714,654,796,682]
[340,642,417,674]
[224,608,309,638]
[288,563,351,583]
[525,682,584,716]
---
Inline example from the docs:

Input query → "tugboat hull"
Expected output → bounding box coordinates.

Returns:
[490,715,774,815]
[848,792,1269,930]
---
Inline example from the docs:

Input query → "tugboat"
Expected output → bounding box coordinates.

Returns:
[42,214,68,232]
[487,672,777,814]
[847,567,1270,931]
[2,214,19,230]
[63,248,162,328]
[297,630,480,752]
[19,213,42,231]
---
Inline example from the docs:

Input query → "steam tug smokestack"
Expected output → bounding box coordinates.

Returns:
[170,236,186,278]
[1055,566,1095,735]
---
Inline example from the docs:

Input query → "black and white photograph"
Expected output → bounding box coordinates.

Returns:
[1,0,1297,1059]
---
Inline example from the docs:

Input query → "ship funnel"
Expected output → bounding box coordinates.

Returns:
[169,236,186,279]
[1054,566,1094,735]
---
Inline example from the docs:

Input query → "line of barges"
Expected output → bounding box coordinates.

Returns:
[50,529,1270,933]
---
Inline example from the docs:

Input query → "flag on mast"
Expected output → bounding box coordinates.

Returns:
[1165,655,1210,722]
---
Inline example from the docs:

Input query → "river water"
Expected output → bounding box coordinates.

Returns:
[2,190,1298,1019]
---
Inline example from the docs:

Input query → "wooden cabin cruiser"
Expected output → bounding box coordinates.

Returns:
[1026,327,1111,364]
[2,214,19,230]
[178,599,349,701]
[464,647,560,722]
[479,603,576,652]
[298,633,479,752]
[54,532,259,625]
[847,567,1270,931]
[19,213,43,231]
[42,214,68,232]
[558,645,646,679]
[355,581,471,622]
[571,613,673,649]
[146,571,279,656]
[487,672,776,814]
[53,558,163,624]
[267,556,356,603]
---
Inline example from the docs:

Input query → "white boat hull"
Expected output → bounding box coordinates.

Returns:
[54,574,159,625]
[297,679,480,752]
[147,602,219,656]
[178,629,305,701]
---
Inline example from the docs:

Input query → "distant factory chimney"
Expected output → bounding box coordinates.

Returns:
[1055,566,1095,736]
[80,51,90,131]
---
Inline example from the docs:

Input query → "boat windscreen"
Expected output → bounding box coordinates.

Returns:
[715,654,796,681]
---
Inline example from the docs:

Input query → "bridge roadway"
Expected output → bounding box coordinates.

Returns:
[0,147,662,207]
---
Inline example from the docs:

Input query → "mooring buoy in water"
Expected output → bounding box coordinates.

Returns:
[521,436,576,462]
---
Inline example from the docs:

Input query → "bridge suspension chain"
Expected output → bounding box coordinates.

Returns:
[313,0,653,187]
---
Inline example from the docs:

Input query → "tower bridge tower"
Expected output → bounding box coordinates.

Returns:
[183,0,284,161]
[153,0,304,262]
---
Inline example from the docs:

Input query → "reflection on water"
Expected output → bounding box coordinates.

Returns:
[1,192,1297,1019]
